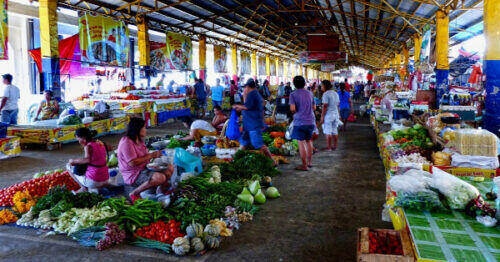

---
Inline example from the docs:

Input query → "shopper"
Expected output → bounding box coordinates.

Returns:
[0,74,20,125]
[259,79,270,100]
[35,90,60,121]
[343,78,351,92]
[68,127,110,193]
[155,74,165,90]
[277,82,285,97]
[210,78,225,107]
[319,80,340,151]
[284,82,292,97]
[230,80,238,104]
[181,105,227,142]
[233,78,277,166]
[117,118,173,201]
[337,84,353,131]
[193,78,207,118]
[289,76,315,171]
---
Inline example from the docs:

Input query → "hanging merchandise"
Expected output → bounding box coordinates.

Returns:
[420,24,431,64]
[240,51,251,75]
[214,45,227,73]
[79,13,130,67]
[0,0,7,60]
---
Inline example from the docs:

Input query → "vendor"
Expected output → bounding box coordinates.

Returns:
[68,127,110,193]
[181,105,227,142]
[34,90,60,121]
[93,100,110,120]
[117,118,174,200]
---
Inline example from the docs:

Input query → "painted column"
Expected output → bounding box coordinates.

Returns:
[413,34,422,66]
[251,50,257,79]
[484,0,500,132]
[291,62,296,78]
[39,0,60,99]
[275,57,280,84]
[137,17,151,86]
[198,35,206,81]
[304,66,308,81]
[283,60,288,83]
[231,43,238,84]
[402,47,409,87]
[435,9,450,105]
[265,54,271,82]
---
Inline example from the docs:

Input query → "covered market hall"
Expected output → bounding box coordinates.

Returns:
[0,0,500,261]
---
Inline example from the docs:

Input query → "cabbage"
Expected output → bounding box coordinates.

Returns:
[254,189,266,204]
[265,187,280,198]
[237,193,254,205]
[248,181,261,195]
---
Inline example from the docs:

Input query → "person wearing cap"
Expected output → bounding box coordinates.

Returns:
[0,74,20,124]
[233,79,277,166]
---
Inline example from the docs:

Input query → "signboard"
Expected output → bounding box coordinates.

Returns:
[321,64,336,71]
[240,51,251,74]
[0,0,7,60]
[298,51,345,63]
[214,45,227,73]
[79,13,130,66]
[307,35,340,51]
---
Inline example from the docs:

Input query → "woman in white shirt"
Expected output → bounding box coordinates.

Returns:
[319,80,340,151]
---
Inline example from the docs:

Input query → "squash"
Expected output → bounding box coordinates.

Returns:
[203,235,220,249]
[186,222,204,238]
[190,237,205,253]
[204,224,220,236]
[172,237,190,255]
[273,138,285,148]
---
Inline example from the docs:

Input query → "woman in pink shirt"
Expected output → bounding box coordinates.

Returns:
[117,118,173,200]
[68,128,110,193]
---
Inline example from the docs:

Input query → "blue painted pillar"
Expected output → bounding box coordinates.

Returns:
[435,9,449,106]
[39,0,60,99]
[483,0,500,133]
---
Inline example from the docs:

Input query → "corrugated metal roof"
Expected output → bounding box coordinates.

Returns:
[59,0,485,68]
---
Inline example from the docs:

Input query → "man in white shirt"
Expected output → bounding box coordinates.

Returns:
[0,74,20,125]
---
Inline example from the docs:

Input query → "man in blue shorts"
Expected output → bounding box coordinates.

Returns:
[289,75,315,171]
[233,78,276,166]
[193,78,207,118]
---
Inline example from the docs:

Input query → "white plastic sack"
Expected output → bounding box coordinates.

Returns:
[430,168,480,209]
[451,153,500,170]
[388,169,432,194]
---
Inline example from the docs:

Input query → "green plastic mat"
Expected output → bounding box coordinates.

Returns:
[403,177,500,262]
[404,209,500,262]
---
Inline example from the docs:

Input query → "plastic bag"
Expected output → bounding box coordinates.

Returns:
[394,191,445,211]
[451,153,499,169]
[388,169,432,194]
[432,151,451,166]
[430,168,480,209]
[225,109,241,140]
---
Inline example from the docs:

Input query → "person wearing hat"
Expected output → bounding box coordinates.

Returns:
[233,79,277,166]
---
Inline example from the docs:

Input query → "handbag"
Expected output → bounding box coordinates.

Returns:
[225,109,241,140]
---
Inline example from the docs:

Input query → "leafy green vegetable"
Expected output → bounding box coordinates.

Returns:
[219,150,280,182]
[166,138,190,149]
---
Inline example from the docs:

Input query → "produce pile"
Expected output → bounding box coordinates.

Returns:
[368,229,404,255]
[384,124,434,166]
[0,170,80,206]
[0,149,282,256]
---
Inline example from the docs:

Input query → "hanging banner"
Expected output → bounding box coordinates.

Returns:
[420,24,431,64]
[213,45,227,73]
[270,57,276,76]
[258,56,266,76]
[150,41,167,72]
[0,0,7,60]
[240,51,251,74]
[321,64,336,71]
[165,31,192,70]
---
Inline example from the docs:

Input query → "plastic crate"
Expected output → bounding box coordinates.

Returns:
[0,123,8,138]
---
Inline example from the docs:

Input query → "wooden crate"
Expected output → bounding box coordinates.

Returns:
[357,227,415,262]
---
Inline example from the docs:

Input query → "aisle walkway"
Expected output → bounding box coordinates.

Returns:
[0,118,390,261]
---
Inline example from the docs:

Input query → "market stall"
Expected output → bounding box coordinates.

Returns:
[7,116,129,150]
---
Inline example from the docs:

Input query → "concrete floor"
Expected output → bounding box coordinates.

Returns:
[0,117,391,262]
